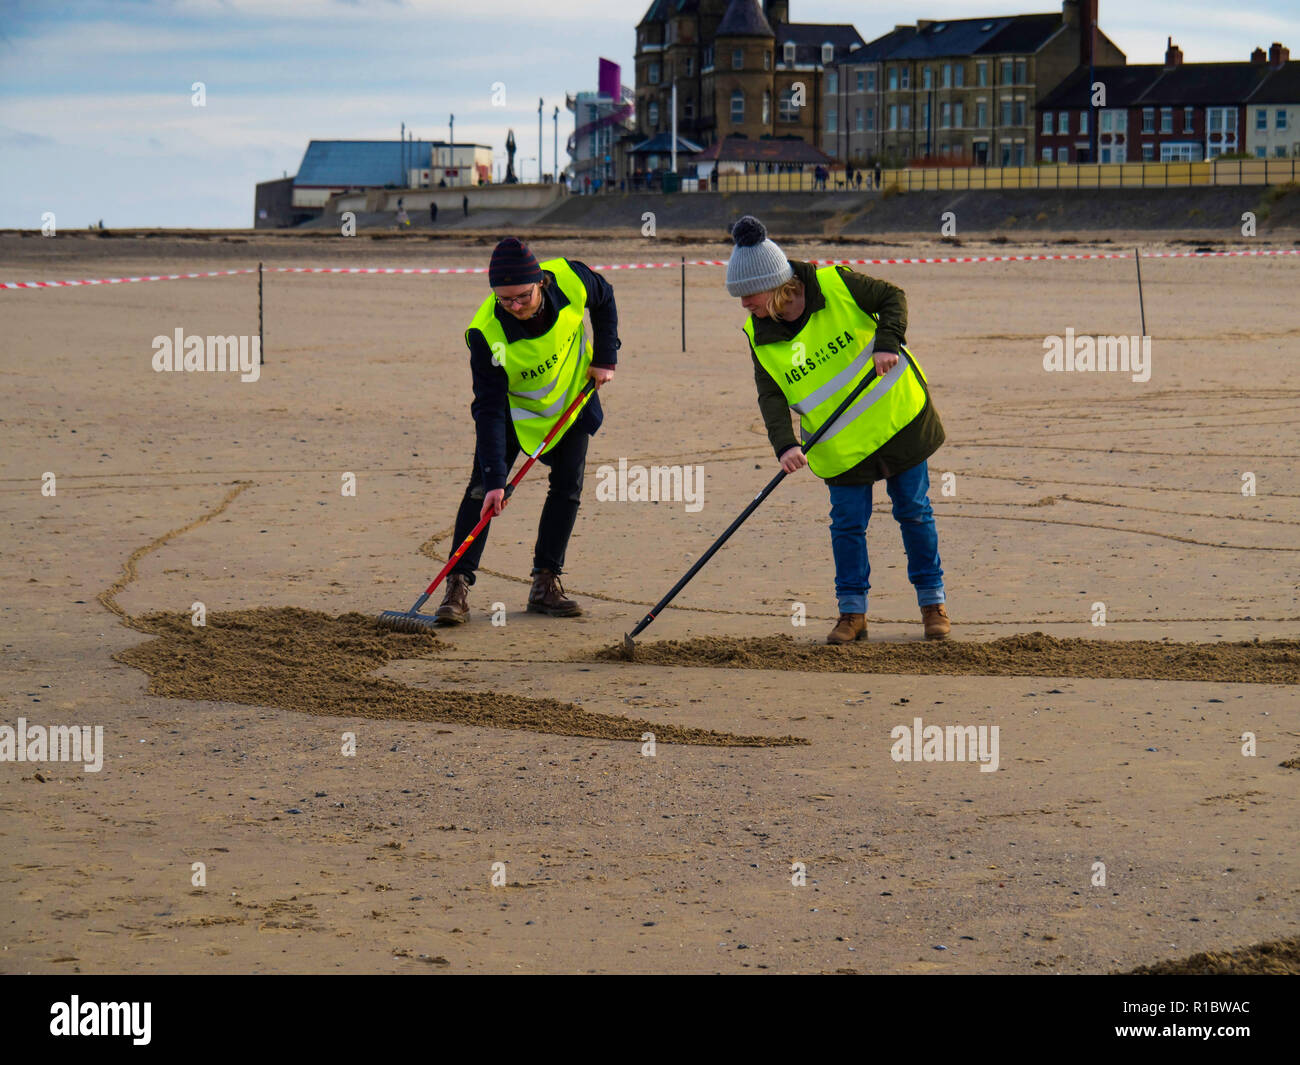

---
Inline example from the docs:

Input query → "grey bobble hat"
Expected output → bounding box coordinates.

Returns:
[725,215,793,297]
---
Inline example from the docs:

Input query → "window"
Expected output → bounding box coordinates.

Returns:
[954,65,964,87]
[943,64,952,88]
[941,101,952,128]
[977,61,988,87]
[1059,111,1069,133]
[1000,59,1013,85]
[822,43,834,65]
[826,108,837,132]
[1276,145,1288,158]
[1256,108,1267,131]
[976,101,987,127]
[685,57,694,76]
[1161,143,1201,162]
[923,67,932,90]
[1000,142,1012,165]
[1278,110,1288,131]
[1042,147,1053,161]
[1142,143,1155,161]
[1013,100,1026,126]
[856,70,864,92]
[1015,58,1026,84]
[732,47,744,70]
[954,102,963,127]
[1043,111,1054,134]
[1161,107,1173,133]
[900,67,910,89]
[1080,109,1088,134]
[888,68,898,91]
[1001,100,1012,126]
[1184,106,1194,132]
[763,51,771,71]
[684,100,694,120]
[648,101,659,127]
[1256,146,1267,158]
[1101,109,1125,133]
[703,46,713,70]
[900,104,911,129]
[1142,108,1154,133]
[827,71,837,94]
[888,104,898,130]
[779,88,798,122]
[730,90,744,123]
[865,107,875,131]
[783,41,795,64]
[866,70,876,91]
[922,101,930,130]
[762,90,771,124]
[1058,146,1069,162]
[855,107,863,131]
[1014,143,1026,165]
[649,62,660,84]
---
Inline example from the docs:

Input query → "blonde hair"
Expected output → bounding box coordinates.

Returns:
[765,276,804,320]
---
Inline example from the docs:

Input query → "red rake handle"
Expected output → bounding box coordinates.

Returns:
[410,380,597,608]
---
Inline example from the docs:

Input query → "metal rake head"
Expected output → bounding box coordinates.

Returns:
[376,611,442,635]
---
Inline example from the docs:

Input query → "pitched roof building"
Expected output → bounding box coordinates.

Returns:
[633,0,863,174]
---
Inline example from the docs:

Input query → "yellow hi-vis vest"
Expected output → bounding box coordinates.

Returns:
[746,265,930,479]
[466,258,594,455]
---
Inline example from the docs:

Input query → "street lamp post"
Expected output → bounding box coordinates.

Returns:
[553,105,559,184]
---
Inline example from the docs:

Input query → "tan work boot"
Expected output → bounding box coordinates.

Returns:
[434,573,470,625]
[922,603,950,639]
[827,613,867,645]
[527,570,581,617]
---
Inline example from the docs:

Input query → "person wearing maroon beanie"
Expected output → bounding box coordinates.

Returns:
[433,237,620,624]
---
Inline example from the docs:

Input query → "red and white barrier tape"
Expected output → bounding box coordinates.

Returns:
[3,247,1296,291]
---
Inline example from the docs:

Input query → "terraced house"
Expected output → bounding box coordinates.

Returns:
[866,1,1123,167]
[633,0,861,150]
[1038,40,1296,163]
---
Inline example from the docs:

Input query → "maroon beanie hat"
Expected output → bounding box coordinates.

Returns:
[489,237,543,287]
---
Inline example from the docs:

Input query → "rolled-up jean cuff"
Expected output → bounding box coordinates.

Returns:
[837,595,867,614]
[917,587,946,607]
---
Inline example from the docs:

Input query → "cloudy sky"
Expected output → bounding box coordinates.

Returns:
[2,0,1297,228]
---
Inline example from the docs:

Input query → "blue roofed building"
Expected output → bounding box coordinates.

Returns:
[291,139,493,211]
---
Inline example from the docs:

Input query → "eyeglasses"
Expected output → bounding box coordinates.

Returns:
[496,286,538,308]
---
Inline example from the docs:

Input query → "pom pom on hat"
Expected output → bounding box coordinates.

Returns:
[730,215,767,247]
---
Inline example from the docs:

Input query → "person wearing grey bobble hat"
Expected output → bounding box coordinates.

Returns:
[727,215,949,644]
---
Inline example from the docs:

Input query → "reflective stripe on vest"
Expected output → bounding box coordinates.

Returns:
[467,259,594,454]
[747,265,929,479]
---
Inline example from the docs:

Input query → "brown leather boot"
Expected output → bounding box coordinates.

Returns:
[433,573,470,625]
[922,603,950,639]
[527,570,581,617]
[827,613,867,644]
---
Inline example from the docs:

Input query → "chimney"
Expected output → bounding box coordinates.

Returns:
[1078,0,1097,68]
[1063,0,1079,28]
[1268,42,1290,68]
[1251,47,1267,64]
[1164,37,1183,68]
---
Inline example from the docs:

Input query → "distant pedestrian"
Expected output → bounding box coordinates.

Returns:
[430,201,438,223]
[463,194,469,217]
[396,206,410,227]
[873,161,882,189]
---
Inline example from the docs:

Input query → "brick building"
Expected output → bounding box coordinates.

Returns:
[1038,40,1294,163]
[633,0,862,154]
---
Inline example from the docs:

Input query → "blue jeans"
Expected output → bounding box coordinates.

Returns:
[827,460,944,615]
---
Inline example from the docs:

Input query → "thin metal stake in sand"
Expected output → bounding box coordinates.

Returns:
[623,364,884,656]
[1134,246,1146,336]
[258,261,265,365]
[681,255,686,353]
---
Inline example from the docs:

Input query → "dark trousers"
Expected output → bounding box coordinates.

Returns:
[450,427,589,582]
